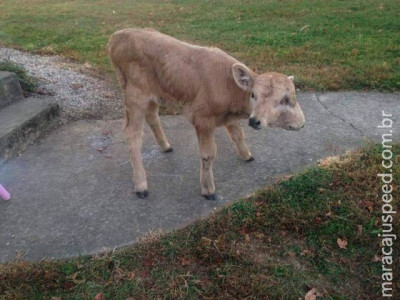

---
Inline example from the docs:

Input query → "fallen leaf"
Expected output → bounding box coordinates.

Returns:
[126,272,135,280]
[373,255,382,262]
[288,251,296,257]
[93,293,106,300]
[337,238,348,249]
[239,229,248,235]
[305,288,318,300]
[283,174,293,181]
[201,237,212,247]
[143,257,154,267]
[70,83,83,90]
[181,257,194,266]
[37,87,56,96]
[254,232,264,239]
[244,234,250,243]
[84,62,93,69]
[70,272,85,284]
[140,269,149,278]
[41,46,56,55]
[168,280,176,288]
[357,225,363,233]
[339,257,348,264]
[63,282,73,290]
[364,201,373,213]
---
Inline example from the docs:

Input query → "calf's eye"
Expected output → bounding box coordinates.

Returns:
[280,96,290,105]
[251,92,256,100]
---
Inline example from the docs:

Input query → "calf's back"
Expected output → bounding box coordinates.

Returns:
[107,28,250,120]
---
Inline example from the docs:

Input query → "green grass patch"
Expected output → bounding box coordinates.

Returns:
[1,143,399,299]
[0,0,399,91]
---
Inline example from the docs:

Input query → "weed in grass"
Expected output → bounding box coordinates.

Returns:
[0,60,37,93]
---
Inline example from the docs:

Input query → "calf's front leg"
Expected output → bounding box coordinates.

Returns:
[145,101,172,152]
[195,127,217,200]
[225,121,253,161]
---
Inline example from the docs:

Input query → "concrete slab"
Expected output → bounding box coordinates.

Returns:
[0,71,23,110]
[0,92,399,262]
[0,97,60,164]
[317,92,399,140]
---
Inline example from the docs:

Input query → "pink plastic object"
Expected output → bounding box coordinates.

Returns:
[0,184,10,200]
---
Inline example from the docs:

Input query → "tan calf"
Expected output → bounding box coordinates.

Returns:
[106,28,305,200]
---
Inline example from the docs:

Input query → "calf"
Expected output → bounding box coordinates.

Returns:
[106,28,305,200]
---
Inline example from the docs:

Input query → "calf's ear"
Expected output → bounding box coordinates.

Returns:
[232,63,253,91]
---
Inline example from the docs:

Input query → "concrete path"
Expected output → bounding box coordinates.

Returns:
[0,92,398,262]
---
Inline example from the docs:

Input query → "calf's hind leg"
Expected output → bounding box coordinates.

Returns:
[145,101,172,152]
[195,126,217,200]
[124,85,149,199]
[225,121,253,161]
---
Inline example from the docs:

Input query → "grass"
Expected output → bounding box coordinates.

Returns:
[0,0,399,91]
[1,143,399,299]
[0,60,37,93]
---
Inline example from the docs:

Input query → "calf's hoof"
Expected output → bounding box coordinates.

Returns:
[203,193,217,201]
[246,156,254,162]
[164,147,174,153]
[136,190,149,199]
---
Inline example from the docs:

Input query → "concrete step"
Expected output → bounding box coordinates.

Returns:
[0,71,24,110]
[0,97,60,164]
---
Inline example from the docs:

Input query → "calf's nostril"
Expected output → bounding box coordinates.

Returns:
[249,117,261,129]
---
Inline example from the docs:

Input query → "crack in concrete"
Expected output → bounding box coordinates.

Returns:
[314,93,366,137]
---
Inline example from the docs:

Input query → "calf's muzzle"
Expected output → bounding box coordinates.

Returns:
[249,117,261,130]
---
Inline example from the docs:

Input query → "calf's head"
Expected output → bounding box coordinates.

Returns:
[232,63,305,131]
